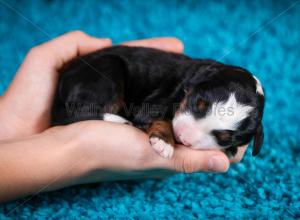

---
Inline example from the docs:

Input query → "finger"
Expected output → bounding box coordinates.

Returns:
[152,145,230,173]
[121,37,184,54]
[28,31,112,69]
[230,145,248,163]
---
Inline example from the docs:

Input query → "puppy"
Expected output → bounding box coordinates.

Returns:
[51,46,265,159]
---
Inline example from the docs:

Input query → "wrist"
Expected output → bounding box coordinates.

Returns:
[0,96,14,140]
[0,127,93,201]
[0,95,32,140]
[47,125,105,184]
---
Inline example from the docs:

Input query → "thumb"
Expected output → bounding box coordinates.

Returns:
[155,145,230,173]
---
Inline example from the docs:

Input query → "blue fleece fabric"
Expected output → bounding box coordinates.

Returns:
[0,0,300,219]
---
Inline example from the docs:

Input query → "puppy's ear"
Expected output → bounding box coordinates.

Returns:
[252,123,264,156]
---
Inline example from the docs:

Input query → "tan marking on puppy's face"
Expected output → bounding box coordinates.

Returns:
[197,99,208,111]
[178,88,193,112]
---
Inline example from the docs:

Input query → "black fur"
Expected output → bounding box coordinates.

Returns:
[51,46,265,155]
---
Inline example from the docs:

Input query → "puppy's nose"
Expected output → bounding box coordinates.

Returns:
[178,135,191,147]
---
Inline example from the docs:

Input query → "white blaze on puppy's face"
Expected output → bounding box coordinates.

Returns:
[172,93,254,149]
[253,76,264,95]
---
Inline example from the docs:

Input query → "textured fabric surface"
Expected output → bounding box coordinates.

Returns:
[0,0,300,219]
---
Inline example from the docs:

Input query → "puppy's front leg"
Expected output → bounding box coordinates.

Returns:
[147,121,175,159]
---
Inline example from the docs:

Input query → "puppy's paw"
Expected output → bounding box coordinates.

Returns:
[103,113,132,125]
[149,136,174,159]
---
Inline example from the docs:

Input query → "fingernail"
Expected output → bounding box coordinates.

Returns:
[208,155,228,172]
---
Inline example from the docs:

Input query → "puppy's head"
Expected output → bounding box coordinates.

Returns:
[173,64,265,156]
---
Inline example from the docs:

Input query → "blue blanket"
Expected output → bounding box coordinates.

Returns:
[0,0,299,219]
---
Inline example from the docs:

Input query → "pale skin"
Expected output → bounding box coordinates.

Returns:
[0,31,247,203]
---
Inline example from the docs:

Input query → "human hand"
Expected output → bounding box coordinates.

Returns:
[0,119,246,202]
[49,121,249,182]
[48,120,231,182]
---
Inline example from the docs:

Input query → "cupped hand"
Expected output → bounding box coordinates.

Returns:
[48,121,248,182]
[47,120,230,182]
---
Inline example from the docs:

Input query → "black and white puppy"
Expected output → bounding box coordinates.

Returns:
[52,46,265,159]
